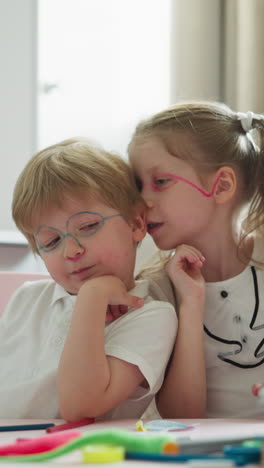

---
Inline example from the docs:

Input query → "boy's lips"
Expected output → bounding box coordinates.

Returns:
[71,266,96,276]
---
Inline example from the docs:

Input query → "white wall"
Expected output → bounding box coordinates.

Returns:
[0,0,37,232]
[0,245,46,272]
[0,0,40,272]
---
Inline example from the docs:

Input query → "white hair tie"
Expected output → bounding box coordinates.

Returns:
[237,111,263,133]
[237,111,254,132]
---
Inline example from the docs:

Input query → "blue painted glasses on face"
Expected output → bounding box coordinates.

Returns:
[35,211,123,253]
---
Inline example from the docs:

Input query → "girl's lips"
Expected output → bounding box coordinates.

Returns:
[147,222,163,235]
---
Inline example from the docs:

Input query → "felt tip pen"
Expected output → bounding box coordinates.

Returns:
[0,423,55,432]
[126,452,246,465]
[174,435,264,454]
[46,418,95,433]
[252,383,264,404]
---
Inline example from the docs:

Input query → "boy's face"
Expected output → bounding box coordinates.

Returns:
[33,196,145,294]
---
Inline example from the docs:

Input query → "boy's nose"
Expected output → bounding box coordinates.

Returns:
[63,234,85,261]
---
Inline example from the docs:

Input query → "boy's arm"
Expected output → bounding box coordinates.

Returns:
[156,245,206,418]
[58,275,146,421]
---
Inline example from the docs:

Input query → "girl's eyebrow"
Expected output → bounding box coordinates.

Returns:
[146,165,172,174]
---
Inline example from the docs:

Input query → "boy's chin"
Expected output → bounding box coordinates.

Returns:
[62,282,79,295]
[66,288,78,296]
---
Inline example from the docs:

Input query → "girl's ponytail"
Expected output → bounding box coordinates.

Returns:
[241,114,264,244]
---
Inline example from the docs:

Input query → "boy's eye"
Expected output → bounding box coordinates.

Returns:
[43,236,61,249]
[79,221,100,233]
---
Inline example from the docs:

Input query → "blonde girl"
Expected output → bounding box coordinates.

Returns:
[129,102,264,418]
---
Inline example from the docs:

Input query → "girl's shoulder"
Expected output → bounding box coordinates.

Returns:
[250,235,264,268]
[137,268,177,308]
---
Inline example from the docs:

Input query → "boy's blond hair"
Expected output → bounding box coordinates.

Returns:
[12,138,145,253]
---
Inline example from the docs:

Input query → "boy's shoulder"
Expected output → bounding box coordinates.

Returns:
[2,278,66,321]
[12,277,56,298]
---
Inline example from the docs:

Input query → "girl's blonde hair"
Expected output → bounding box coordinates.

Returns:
[130,101,264,260]
[13,138,145,253]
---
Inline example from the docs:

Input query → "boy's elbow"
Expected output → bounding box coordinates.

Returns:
[59,401,95,422]
[58,392,108,421]
[59,395,82,422]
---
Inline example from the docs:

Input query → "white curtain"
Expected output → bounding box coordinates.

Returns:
[170,0,222,103]
[224,0,264,113]
[170,0,264,113]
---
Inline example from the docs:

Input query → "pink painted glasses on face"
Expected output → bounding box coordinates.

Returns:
[140,173,220,198]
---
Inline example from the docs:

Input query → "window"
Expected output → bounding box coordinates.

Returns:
[38,0,171,156]
[0,0,171,236]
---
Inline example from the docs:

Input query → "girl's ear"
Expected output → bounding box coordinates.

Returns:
[130,206,147,242]
[214,166,237,204]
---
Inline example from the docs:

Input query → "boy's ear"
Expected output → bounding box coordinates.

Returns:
[130,207,147,242]
[214,167,237,204]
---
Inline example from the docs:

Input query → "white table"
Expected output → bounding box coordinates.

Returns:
[0,418,263,467]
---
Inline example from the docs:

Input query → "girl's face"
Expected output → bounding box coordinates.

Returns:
[129,135,217,251]
[32,195,145,295]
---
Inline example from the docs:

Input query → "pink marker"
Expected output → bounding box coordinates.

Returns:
[0,430,81,455]
[46,417,95,433]
[252,383,264,402]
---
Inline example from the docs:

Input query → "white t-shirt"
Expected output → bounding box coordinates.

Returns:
[0,278,176,419]
[142,237,264,418]
[205,237,264,418]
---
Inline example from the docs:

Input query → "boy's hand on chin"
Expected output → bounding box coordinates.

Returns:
[80,275,144,312]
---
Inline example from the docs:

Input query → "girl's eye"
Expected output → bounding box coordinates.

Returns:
[134,175,143,192]
[153,178,171,190]
[155,178,168,185]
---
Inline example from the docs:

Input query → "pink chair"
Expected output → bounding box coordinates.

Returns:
[0,271,50,316]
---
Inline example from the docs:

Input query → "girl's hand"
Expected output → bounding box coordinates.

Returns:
[165,244,205,307]
[106,304,128,323]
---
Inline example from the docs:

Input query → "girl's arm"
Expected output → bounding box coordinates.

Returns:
[156,245,206,418]
[57,275,145,421]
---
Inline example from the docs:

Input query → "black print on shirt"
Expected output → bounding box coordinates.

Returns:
[204,266,264,368]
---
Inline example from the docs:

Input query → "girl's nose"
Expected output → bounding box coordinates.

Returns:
[141,185,154,209]
[63,234,85,261]
[145,198,154,209]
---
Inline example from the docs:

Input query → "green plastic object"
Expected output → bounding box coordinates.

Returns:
[0,428,176,463]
